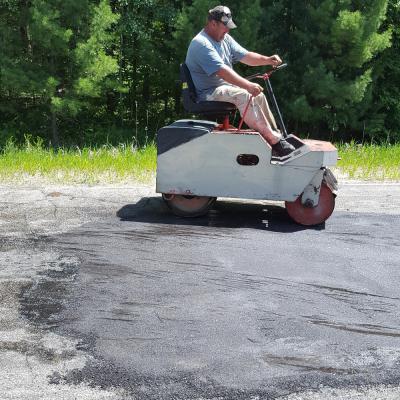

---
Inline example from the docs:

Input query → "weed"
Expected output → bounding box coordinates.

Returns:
[0,137,157,184]
[337,142,400,181]
[1,137,399,184]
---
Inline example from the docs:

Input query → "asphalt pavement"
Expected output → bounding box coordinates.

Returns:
[1,182,400,399]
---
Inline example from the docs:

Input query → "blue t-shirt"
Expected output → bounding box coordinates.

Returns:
[185,30,248,101]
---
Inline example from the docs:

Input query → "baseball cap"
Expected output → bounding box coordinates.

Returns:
[208,6,237,29]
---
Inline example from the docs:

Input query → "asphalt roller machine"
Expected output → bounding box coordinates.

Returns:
[156,64,338,226]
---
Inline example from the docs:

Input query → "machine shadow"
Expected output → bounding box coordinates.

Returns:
[116,197,325,233]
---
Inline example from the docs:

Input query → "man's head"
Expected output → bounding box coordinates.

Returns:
[205,5,236,41]
[208,6,237,29]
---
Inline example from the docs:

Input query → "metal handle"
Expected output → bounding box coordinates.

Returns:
[274,63,288,71]
[245,63,288,81]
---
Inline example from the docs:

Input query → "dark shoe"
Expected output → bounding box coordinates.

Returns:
[271,139,295,159]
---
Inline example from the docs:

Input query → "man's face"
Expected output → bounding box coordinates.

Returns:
[211,20,230,41]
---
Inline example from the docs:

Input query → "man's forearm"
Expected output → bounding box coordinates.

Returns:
[216,66,251,91]
[241,52,281,67]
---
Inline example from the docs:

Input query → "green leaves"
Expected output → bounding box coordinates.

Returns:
[30,0,74,52]
[331,9,391,67]
[0,0,399,145]
[75,0,119,98]
[258,0,394,139]
[0,0,122,144]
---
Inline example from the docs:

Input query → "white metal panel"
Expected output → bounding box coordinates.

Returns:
[156,131,334,201]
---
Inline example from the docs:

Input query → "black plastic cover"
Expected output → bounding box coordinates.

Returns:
[157,119,216,155]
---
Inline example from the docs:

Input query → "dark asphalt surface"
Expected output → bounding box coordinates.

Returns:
[20,196,400,399]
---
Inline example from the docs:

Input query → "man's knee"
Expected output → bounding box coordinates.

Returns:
[254,92,267,103]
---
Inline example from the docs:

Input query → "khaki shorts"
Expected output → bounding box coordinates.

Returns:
[208,85,279,134]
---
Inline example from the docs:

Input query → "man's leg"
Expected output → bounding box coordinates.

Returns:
[254,92,279,132]
[209,85,281,145]
[209,85,295,158]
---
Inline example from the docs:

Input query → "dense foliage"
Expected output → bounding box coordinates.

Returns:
[0,0,398,146]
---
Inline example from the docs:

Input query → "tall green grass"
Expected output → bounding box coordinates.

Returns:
[0,136,399,184]
[337,142,400,181]
[0,136,157,184]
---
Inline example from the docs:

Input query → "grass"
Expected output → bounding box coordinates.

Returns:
[337,142,400,181]
[0,137,157,184]
[0,137,399,184]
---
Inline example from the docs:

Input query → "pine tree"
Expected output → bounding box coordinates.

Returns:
[112,0,182,133]
[259,0,392,140]
[366,0,400,142]
[0,0,119,146]
[1,1,397,144]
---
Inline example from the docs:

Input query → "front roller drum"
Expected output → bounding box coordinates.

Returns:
[285,184,335,226]
[162,194,216,217]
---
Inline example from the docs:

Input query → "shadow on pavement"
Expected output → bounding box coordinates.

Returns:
[116,197,325,233]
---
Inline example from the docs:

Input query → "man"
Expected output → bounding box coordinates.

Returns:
[185,5,295,159]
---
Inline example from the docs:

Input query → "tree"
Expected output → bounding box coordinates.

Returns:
[259,0,392,140]
[111,0,183,139]
[365,0,400,142]
[0,0,119,146]
[1,1,398,146]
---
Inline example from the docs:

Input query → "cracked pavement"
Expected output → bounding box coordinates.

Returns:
[0,181,400,399]
[0,184,153,399]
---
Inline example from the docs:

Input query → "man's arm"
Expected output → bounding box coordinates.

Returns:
[216,65,263,97]
[241,52,282,67]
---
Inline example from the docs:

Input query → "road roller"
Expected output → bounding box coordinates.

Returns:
[156,64,338,226]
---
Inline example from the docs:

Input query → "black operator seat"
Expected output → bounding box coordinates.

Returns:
[180,63,236,118]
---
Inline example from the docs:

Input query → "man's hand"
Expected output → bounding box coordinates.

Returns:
[246,81,263,97]
[267,55,282,67]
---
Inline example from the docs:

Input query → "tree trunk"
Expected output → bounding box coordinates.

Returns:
[131,36,138,124]
[142,70,150,105]
[20,0,33,57]
[51,110,59,148]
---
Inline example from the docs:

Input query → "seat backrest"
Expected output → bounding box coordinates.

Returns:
[180,63,198,108]
[179,62,236,118]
